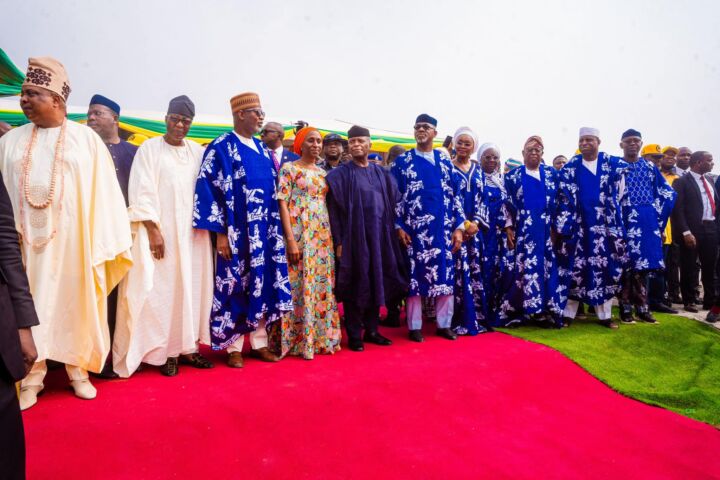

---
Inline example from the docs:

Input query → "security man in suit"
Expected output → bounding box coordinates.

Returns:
[0,171,39,480]
[260,121,299,171]
[671,151,720,321]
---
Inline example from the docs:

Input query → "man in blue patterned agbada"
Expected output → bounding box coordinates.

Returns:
[391,114,466,343]
[193,92,292,368]
[556,128,627,329]
[500,136,565,328]
[617,129,677,324]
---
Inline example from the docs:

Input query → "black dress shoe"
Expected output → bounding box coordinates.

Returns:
[159,357,179,376]
[408,330,424,343]
[363,331,392,346]
[637,312,658,324]
[649,303,677,314]
[619,311,636,324]
[684,304,699,313]
[669,295,682,304]
[348,338,365,351]
[436,328,457,340]
[179,352,214,369]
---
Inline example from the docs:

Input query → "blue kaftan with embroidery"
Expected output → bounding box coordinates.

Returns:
[450,162,489,335]
[193,132,293,350]
[619,159,676,271]
[556,153,627,305]
[391,149,465,298]
[500,165,565,326]
[480,171,511,327]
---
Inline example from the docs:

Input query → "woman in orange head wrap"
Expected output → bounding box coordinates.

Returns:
[274,127,341,359]
[292,126,318,156]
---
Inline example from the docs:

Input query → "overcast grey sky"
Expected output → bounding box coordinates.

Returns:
[4,0,720,161]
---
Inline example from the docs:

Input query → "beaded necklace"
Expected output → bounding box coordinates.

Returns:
[18,119,66,250]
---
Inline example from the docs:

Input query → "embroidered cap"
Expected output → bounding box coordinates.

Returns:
[22,56,71,102]
[230,92,261,114]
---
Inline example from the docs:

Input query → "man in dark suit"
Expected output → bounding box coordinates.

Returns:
[260,121,298,170]
[0,171,39,480]
[671,151,720,322]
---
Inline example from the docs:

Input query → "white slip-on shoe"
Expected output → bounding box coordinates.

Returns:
[19,385,44,411]
[70,379,97,400]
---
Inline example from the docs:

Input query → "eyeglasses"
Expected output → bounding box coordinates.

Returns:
[167,114,192,126]
[243,108,265,117]
[414,123,435,131]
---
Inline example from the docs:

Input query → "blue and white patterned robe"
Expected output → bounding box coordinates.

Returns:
[619,159,676,272]
[556,153,627,305]
[193,132,292,350]
[480,171,512,327]
[391,149,466,298]
[500,165,565,326]
[451,162,489,335]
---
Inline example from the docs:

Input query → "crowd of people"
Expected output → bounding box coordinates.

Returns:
[0,56,717,478]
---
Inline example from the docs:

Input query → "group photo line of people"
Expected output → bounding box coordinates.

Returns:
[2,55,717,434]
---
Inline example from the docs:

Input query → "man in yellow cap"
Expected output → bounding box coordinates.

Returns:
[194,92,292,367]
[641,143,664,167]
[0,57,132,409]
[655,146,682,305]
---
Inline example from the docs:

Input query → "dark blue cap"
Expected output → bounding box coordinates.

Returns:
[622,128,642,139]
[323,133,344,145]
[415,113,437,127]
[368,153,383,161]
[89,94,120,115]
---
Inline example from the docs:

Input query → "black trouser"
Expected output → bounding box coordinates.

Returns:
[343,302,379,341]
[665,243,681,300]
[104,286,118,367]
[679,222,719,308]
[0,361,25,480]
[619,270,649,313]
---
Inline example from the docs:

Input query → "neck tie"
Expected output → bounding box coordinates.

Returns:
[269,149,280,173]
[702,175,716,216]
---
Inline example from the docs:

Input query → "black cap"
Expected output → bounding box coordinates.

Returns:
[323,133,344,145]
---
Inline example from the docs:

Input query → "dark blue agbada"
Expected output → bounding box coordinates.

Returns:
[326,161,408,307]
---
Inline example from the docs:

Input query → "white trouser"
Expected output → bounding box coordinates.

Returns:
[406,295,453,330]
[21,360,88,388]
[227,320,268,353]
[563,299,614,320]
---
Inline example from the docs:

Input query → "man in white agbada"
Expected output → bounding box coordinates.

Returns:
[0,57,133,410]
[113,95,214,377]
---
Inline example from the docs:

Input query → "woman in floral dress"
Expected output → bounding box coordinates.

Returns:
[274,127,341,359]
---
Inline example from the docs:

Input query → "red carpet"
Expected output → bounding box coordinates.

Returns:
[23,328,720,479]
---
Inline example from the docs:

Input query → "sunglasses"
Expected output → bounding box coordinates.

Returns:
[414,123,435,131]
[243,108,265,117]
[167,114,192,125]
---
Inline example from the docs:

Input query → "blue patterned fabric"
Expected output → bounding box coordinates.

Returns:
[556,153,628,305]
[193,132,292,350]
[619,159,676,271]
[480,171,512,327]
[500,165,565,326]
[391,149,466,298]
[450,162,489,335]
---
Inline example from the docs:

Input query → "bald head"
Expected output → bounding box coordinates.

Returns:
[676,146,692,170]
[260,121,285,149]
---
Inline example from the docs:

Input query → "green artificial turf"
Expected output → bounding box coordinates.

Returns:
[498,313,720,426]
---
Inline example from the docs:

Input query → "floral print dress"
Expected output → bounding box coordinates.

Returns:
[273,162,341,359]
